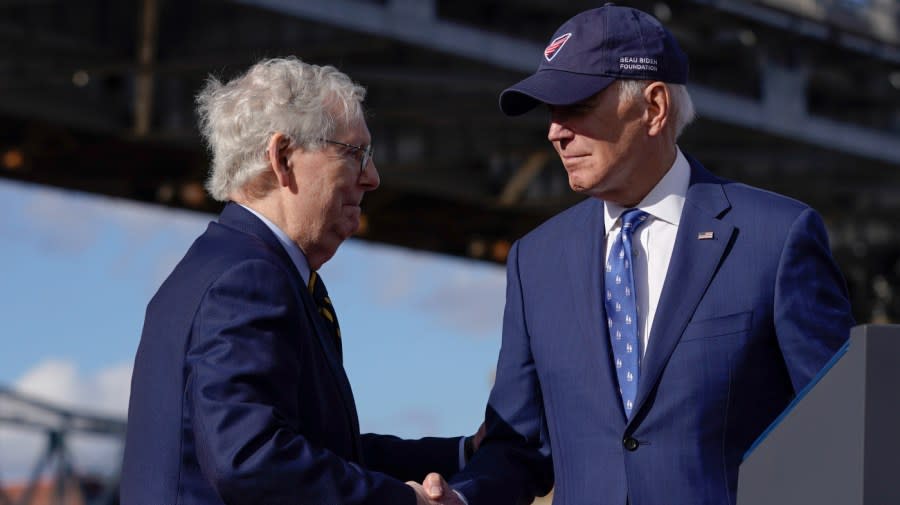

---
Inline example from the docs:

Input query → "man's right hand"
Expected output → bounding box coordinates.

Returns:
[407,473,466,505]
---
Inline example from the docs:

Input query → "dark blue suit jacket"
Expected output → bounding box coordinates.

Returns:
[121,203,459,505]
[452,156,854,505]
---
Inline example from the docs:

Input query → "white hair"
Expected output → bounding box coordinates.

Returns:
[196,57,367,201]
[618,80,696,138]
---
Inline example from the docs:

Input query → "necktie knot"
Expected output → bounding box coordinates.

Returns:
[620,208,649,234]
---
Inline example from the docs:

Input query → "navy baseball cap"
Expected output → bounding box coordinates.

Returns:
[499,3,689,116]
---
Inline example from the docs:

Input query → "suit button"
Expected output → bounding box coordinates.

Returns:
[623,437,639,451]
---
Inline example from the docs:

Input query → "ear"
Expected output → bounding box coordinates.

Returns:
[266,132,294,187]
[643,82,670,137]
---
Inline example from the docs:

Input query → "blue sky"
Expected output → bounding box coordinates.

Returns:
[0,178,506,478]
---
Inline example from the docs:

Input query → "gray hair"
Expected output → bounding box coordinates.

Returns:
[618,80,695,138]
[196,57,367,201]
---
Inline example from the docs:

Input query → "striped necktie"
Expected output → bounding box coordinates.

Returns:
[605,208,649,419]
[308,271,343,359]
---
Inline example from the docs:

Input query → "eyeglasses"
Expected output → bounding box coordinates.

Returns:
[322,139,374,175]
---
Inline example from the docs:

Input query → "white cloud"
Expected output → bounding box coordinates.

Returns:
[22,182,206,242]
[333,239,508,336]
[17,186,103,255]
[369,249,433,304]
[0,359,131,481]
[13,359,131,417]
[416,268,507,336]
[1,178,209,265]
[326,240,430,304]
[0,179,211,298]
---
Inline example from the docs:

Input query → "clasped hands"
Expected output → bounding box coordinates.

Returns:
[407,473,464,505]
[408,423,485,504]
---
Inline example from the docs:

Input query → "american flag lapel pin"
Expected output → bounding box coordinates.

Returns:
[697,231,714,240]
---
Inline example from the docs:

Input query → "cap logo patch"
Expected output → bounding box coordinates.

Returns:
[544,33,572,61]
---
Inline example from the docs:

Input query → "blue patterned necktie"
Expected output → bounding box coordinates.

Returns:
[605,208,649,418]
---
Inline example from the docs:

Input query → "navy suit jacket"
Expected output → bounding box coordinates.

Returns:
[121,203,459,505]
[452,156,854,505]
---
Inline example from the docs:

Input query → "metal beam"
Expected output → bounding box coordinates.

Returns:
[691,0,900,62]
[758,0,900,45]
[233,0,900,166]
[690,85,900,166]
[498,150,550,206]
[232,0,541,71]
[134,0,160,137]
[0,388,126,436]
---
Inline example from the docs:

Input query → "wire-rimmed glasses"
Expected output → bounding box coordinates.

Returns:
[322,139,374,175]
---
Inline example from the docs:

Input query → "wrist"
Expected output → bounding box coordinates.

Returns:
[463,435,475,462]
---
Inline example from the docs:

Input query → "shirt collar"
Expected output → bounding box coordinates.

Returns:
[238,203,312,285]
[604,147,690,235]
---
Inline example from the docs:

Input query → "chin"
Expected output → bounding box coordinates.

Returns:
[569,178,590,193]
[333,223,357,244]
[343,221,360,238]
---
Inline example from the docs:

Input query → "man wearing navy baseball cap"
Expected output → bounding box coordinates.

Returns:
[423,4,853,505]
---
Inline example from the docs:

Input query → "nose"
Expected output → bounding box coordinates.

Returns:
[360,158,380,191]
[548,115,574,144]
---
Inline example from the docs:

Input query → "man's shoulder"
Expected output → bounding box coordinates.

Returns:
[721,179,807,208]
[519,197,601,244]
[150,220,291,304]
[716,179,815,225]
[196,219,282,264]
[686,153,813,219]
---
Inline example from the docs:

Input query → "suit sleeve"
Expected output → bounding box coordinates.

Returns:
[451,241,554,505]
[361,433,462,482]
[188,259,415,505]
[774,208,854,391]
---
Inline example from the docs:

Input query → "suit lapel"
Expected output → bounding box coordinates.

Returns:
[300,287,364,458]
[219,203,362,455]
[562,199,623,408]
[564,200,606,342]
[631,161,735,420]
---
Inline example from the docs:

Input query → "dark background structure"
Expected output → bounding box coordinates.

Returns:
[1,0,898,322]
[0,1,897,500]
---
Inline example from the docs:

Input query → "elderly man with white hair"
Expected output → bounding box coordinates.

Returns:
[121,57,474,505]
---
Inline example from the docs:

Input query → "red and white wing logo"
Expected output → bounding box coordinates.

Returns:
[544,33,572,61]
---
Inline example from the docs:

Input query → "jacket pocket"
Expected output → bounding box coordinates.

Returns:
[681,311,753,342]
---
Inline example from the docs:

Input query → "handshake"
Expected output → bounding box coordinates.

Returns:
[407,473,465,505]
[406,423,483,504]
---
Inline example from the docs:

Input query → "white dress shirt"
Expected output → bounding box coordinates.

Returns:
[603,148,690,357]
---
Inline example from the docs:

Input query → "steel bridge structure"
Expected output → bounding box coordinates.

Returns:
[0,387,123,505]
